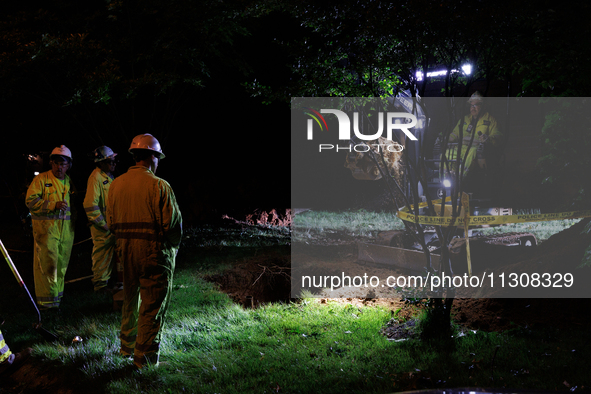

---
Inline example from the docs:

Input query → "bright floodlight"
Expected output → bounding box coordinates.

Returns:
[417,64,472,81]
[34,172,39,176]
[443,179,451,188]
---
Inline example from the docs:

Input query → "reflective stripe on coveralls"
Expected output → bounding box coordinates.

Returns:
[446,112,502,174]
[83,167,116,291]
[0,330,13,365]
[107,166,182,368]
[25,170,76,309]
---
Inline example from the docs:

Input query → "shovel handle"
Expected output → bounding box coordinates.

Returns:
[0,239,25,286]
[0,239,42,325]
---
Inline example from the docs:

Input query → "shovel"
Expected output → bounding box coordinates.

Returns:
[0,239,59,341]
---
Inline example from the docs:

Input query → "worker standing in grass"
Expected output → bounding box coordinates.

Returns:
[107,134,182,369]
[25,145,76,312]
[84,146,118,293]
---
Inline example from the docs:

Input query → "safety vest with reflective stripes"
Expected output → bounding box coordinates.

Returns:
[25,170,75,226]
[449,112,503,147]
[83,167,114,231]
[107,166,182,249]
[0,330,12,364]
[36,292,64,308]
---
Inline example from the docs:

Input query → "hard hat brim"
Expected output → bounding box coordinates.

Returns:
[95,153,118,163]
[129,148,165,159]
[50,154,72,162]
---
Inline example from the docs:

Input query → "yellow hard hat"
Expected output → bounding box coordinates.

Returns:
[50,145,72,160]
[128,134,165,159]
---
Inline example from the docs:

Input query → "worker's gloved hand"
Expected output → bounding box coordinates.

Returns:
[478,131,489,143]
[56,201,68,211]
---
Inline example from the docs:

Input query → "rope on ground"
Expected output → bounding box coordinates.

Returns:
[65,274,93,284]
[6,237,93,253]
[73,237,92,246]
[6,248,29,253]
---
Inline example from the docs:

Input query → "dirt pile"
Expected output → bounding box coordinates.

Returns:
[452,218,591,331]
[206,218,591,332]
[205,251,291,308]
[453,218,591,299]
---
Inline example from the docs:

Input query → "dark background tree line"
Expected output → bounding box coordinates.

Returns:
[1,0,590,218]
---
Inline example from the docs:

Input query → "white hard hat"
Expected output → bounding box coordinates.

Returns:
[468,91,484,104]
[50,145,72,160]
[128,134,165,159]
[92,146,117,163]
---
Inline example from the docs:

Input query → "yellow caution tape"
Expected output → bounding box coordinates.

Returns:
[397,205,591,227]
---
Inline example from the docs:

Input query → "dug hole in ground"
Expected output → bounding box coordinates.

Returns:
[1,209,590,392]
[288,215,591,334]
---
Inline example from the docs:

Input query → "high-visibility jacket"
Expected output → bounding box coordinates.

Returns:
[83,167,113,231]
[25,170,76,309]
[0,330,12,365]
[446,112,503,174]
[107,165,182,368]
[83,167,116,290]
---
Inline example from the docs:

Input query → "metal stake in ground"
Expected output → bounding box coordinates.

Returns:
[0,239,59,341]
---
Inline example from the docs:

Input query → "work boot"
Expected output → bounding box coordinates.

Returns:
[0,348,33,376]
[134,353,159,369]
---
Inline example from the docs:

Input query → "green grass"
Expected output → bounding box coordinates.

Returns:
[1,223,590,393]
[293,209,582,244]
[8,289,591,393]
[293,210,404,243]
[183,223,291,248]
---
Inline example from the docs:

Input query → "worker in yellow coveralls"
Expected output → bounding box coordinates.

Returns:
[25,145,76,311]
[107,134,182,369]
[84,146,118,293]
[0,328,33,377]
[446,91,503,177]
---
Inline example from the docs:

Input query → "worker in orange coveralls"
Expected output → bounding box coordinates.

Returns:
[107,134,182,369]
